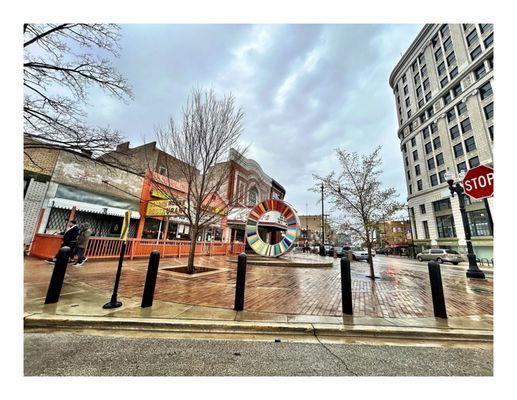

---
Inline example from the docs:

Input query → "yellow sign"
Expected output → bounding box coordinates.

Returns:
[146,200,181,217]
[120,210,131,241]
[150,188,170,199]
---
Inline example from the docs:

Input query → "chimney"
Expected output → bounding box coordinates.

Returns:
[116,141,131,152]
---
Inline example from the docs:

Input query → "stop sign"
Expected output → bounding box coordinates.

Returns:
[462,165,494,200]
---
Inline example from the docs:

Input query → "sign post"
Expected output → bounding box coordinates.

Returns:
[103,210,131,309]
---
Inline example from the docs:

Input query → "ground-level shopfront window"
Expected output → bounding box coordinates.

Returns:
[436,215,456,238]
[467,210,492,236]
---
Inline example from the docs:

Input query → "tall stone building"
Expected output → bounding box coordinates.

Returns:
[389,24,493,259]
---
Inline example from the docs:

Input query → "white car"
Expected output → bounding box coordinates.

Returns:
[348,248,369,261]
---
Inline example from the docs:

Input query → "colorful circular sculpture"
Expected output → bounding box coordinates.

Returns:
[245,199,301,257]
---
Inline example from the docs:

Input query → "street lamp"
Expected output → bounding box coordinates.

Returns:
[444,169,486,279]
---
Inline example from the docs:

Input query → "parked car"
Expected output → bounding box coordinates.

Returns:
[346,247,369,261]
[416,249,463,265]
[333,246,345,257]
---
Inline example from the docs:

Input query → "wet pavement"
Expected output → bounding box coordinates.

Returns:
[24,253,493,322]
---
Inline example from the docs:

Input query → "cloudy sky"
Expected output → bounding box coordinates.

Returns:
[84,24,423,215]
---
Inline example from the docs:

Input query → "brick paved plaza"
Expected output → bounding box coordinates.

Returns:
[24,254,492,319]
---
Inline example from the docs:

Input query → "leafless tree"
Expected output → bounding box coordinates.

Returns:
[154,88,247,273]
[313,146,403,279]
[23,24,132,157]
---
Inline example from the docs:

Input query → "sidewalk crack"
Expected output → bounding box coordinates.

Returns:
[310,323,358,376]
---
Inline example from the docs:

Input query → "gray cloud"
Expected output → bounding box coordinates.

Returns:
[83,24,423,215]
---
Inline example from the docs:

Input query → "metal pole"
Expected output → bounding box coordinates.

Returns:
[483,198,494,235]
[340,257,353,315]
[321,183,325,244]
[407,205,416,259]
[141,250,161,308]
[44,246,71,304]
[103,241,127,309]
[456,184,485,279]
[428,261,447,318]
[234,253,247,311]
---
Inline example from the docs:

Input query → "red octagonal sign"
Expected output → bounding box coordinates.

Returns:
[462,165,494,200]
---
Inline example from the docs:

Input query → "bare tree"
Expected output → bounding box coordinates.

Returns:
[313,147,403,279]
[23,24,133,156]
[154,88,246,273]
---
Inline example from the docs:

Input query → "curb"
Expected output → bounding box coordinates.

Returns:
[24,314,493,343]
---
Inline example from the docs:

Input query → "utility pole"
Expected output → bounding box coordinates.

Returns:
[321,183,325,244]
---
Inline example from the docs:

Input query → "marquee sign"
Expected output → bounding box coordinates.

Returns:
[245,199,301,257]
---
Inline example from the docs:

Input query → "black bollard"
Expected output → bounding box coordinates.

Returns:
[340,257,353,315]
[428,261,447,318]
[234,253,247,311]
[45,246,71,304]
[141,250,161,308]
[103,241,127,309]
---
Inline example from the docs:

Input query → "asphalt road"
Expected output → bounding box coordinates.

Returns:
[24,332,492,376]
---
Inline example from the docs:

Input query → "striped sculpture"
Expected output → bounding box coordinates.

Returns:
[245,199,301,257]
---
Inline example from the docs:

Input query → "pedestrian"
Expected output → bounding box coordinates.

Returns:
[46,219,79,264]
[74,222,92,266]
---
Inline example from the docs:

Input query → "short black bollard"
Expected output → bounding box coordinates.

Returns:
[141,250,161,308]
[428,261,447,318]
[340,257,353,315]
[234,253,247,311]
[45,246,71,304]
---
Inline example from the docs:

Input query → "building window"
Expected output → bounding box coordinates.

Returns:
[413,150,419,161]
[412,60,418,72]
[479,82,492,100]
[437,62,446,76]
[443,92,452,105]
[450,67,458,79]
[479,24,492,33]
[447,109,456,123]
[402,75,407,83]
[248,186,259,206]
[469,156,480,168]
[405,97,410,107]
[489,125,494,141]
[433,198,451,212]
[439,170,446,183]
[416,86,423,98]
[450,125,460,140]
[433,136,441,149]
[423,221,430,239]
[474,64,486,80]
[421,65,428,76]
[407,110,412,118]
[423,78,430,90]
[465,136,477,152]
[409,184,412,194]
[440,24,449,37]
[460,117,472,133]
[468,210,491,236]
[427,158,435,170]
[457,161,467,173]
[430,174,438,187]
[470,45,482,60]
[446,52,456,66]
[484,33,494,48]
[420,204,426,214]
[422,126,430,139]
[443,37,452,51]
[484,102,494,120]
[426,107,434,118]
[430,122,438,133]
[411,137,416,146]
[407,170,411,180]
[415,164,421,176]
[403,85,408,95]
[158,165,167,175]
[425,142,433,154]
[453,143,464,157]
[435,47,442,60]
[436,153,444,166]
[417,180,423,191]
[457,101,468,116]
[466,30,479,47]
[405,157,409,166]
[425,92,432,101]
[452,84,462,97]
[436,215,456,238]
[440,76,449,88]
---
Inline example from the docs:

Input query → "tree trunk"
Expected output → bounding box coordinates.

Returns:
[187,226,198,274]
[365,232,375,279]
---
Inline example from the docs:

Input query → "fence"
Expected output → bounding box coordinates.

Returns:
[29,234,246,260]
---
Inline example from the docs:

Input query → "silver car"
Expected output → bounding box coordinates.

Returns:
[416,248,463,265]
